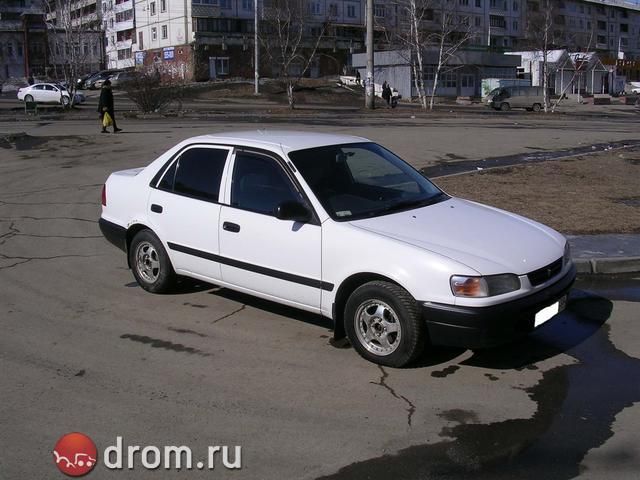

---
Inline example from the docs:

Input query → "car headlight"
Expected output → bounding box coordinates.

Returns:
[563,241,571,266]
[450,274,521,298]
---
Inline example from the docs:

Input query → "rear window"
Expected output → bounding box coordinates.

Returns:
[158,147,228,202]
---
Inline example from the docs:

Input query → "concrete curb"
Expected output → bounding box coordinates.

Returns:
[573,256,640,275]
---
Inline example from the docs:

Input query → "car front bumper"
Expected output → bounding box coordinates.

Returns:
[421,263,577,349]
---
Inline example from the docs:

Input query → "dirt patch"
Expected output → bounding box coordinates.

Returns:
[434,149,640,235]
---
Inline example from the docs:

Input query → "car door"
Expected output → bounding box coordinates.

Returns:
[218,150,322,310]
[44,84,59,103]
[147,145,232,282]
[31,84,45,102]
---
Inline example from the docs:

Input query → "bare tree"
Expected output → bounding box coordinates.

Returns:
[43,0,102,107]
[384,0,432,109]
[260,0,329,108]
[426,1,474,110]
[524,0,562,113]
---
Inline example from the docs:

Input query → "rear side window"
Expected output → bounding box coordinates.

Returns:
[158,147,228,202]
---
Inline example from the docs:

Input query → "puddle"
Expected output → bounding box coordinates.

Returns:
[316,291,640,480]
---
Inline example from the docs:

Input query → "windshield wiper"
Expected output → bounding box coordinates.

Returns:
[373,192,447,216]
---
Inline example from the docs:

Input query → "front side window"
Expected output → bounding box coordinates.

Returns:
[231,152,301,216]
[158,147,228,202]
[289,143,446,221]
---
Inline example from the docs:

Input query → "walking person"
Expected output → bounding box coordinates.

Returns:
[382,81,391,107]
[98,79,122,134]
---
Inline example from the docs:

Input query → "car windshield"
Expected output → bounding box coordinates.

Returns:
[288,142,447,221]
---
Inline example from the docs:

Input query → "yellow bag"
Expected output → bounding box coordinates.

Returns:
[102,111,113,128]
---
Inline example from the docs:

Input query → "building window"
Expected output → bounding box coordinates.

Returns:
[513,0,518,10]
[139,31,144,48]
[513,20,518,30]
[475,0,482,7]
[150,1,156,15]
[329,3,338,16]
[459,0,469,5]
[220,0,231,8]
[152,27,157,40]
[161,25,168,38]
[374,3,385,17]
[110,18,114,27]
[117,48,132,60]
[443,73,457,88]
[310,2,320,14]
[475,16,481,26]
[242,0,253,10]
[161,0,166,12]
[347,4,356,17]
[212,57,229,75]
[489,15,505,28]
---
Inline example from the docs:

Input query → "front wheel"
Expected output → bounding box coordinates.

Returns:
[344,281,425,367]
[129,229,176,293]
[24,94,34,103]
[61,96,70,107]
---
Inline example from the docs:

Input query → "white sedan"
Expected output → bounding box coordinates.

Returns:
[99,131,576,367]
[16,83,82,106]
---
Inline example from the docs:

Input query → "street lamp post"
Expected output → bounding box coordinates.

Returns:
[365,0,374,109]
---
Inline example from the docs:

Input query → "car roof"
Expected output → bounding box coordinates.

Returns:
[186,130,370,153]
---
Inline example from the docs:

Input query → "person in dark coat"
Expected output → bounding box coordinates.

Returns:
[382,81,391,107]
[98,79,121,133]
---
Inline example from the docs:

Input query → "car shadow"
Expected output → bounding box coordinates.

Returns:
[460,290,613,370]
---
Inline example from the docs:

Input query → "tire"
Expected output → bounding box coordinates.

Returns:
[532,103,542,112]
[129,229,176,293]
[500,102,511,111]
[344,281,425,367]
[61,96,70,107]
[24,94,34,103]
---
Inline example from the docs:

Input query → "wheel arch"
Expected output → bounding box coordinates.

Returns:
[332,272,409,340]
[125,223,153,267]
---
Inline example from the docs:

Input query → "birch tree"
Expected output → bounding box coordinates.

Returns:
[260,0,329,108]
[426,1,474,110]
[44,0,102,107]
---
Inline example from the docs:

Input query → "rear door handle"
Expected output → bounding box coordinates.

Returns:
[151,204,163,213]
[223,222,241,233]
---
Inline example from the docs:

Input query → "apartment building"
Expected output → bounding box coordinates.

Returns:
[130,0,364,81]
[46,0,104,76]
[0,0,48,81]
[103,0,137,68]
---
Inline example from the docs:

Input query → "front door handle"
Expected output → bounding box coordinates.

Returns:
[223,222,241,233]
[151,204,163,213]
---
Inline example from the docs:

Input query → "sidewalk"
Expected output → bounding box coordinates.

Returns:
[569,234,640,274]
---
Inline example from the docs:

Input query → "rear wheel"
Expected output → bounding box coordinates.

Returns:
[345,281,425,367]
[532,103,542,112]
[129,229,176,293]
[500,102,511,111]
[24,94,34,103]
[61,96,70,107]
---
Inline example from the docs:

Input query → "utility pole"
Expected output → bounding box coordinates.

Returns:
[365,0,374,109]
[254,0,259,94]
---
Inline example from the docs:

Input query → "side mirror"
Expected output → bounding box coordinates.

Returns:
[275,201,312,223]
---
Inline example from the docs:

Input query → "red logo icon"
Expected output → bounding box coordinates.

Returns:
[53,433,98,477]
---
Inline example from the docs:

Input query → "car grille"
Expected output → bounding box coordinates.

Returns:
[527,257,563,286]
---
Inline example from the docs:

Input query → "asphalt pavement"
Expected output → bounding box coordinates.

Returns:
[1,111,640,479]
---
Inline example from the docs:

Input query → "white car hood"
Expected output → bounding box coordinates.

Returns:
[350,197,564,275]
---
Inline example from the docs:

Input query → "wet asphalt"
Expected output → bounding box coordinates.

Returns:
[316,275,640,480]
[1,119,639,479]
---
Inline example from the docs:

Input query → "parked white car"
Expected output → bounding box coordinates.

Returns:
[17,83,72,106]
[99,131,576,367]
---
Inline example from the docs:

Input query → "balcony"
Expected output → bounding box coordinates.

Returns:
[114,19,134,31]
[114,0,133,14]
[116,38,133,49]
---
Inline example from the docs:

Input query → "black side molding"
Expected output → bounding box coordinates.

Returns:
[168,242,334,292]
[99,218,127,253]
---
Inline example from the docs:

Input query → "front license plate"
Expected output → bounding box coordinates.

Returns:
[535,295,567,327]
